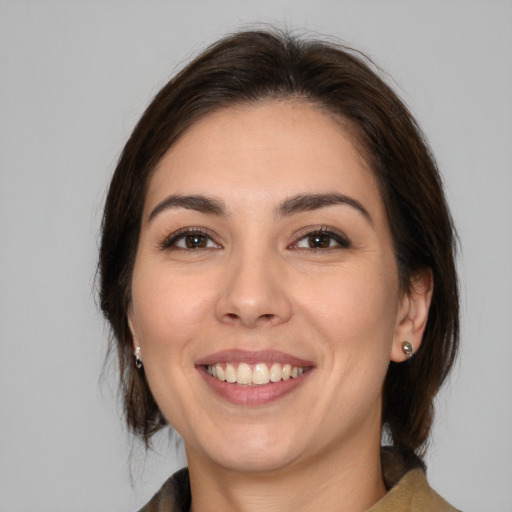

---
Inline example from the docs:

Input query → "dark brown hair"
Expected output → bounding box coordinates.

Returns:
[99,29,459,458]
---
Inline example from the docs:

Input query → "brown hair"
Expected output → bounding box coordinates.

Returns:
[98,29,459,458]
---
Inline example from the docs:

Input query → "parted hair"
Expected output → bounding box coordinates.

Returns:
[98,28,459,459]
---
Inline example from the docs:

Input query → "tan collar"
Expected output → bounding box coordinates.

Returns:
[366,467,458,512]
[364,447,459,512]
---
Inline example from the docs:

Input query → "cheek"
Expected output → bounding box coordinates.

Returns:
[130,264,219,356]
[296,262,399,354]
[129,266,220,426]
[286,264,399,435]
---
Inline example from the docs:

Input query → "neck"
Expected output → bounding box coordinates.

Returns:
[187,432,386,512]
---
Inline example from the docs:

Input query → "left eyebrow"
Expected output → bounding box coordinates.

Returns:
[275,193,372,224]
[148,194,227,223]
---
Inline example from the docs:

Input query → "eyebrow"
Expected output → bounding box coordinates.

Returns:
[148,194,226,222]
[276,193,372,224]
[148,192,372,224]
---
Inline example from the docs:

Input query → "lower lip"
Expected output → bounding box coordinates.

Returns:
[198,369,311,406]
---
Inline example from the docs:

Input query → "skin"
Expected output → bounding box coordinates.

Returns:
[128,101,432,512]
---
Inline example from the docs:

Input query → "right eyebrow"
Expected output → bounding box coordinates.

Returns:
[148,194,227,223]
[275,192,372,225]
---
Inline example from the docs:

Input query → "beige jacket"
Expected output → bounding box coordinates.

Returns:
[138,448,459,512]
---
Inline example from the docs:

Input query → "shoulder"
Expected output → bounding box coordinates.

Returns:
[137,468,191,512]
[367,447,460,512]
[370,467,459,512]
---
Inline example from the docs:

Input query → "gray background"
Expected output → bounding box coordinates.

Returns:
[1,1,511,511]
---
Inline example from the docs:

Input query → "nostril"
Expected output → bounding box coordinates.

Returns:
[222,311,275,326]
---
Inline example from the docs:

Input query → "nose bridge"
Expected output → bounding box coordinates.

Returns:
[216,236,292,327]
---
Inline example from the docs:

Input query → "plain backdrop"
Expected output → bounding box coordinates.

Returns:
[1,1,511,511]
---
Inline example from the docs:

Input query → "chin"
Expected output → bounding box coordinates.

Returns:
[212,446,301,475]
[188,422,306,475]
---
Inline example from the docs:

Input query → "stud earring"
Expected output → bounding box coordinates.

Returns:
[134,346,143,369]
[401,341,414,359]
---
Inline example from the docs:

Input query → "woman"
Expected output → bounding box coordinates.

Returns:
[99,29,460,512]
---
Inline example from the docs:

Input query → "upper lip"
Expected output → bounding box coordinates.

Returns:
[195,349,314,368]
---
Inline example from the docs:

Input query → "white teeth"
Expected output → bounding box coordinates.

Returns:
[215,363,225,381]
[225,363,237,383]
[269,363,282,383]
[252,363,270,385]
[237,363,252,384]
[206,362,306,385]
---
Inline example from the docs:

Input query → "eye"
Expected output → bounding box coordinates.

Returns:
[160,228,221,251]
[292,228,350,250]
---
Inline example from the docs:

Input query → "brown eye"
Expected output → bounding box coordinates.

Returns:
[185,234,208,249]
[308,234,332,248]
[293,228,351,250]
[160,229,221,251]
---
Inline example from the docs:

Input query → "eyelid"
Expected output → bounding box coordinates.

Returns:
[289,226,351,250]
[158,225,349,251]
[159,226,222,250]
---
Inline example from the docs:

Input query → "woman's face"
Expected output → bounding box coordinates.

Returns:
[129,101,420,474]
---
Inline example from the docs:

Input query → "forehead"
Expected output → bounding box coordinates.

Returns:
[146,101,382,216]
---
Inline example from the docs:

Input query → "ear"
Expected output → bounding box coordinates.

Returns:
[391,269,433,362]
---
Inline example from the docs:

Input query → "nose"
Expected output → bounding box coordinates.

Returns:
[215,246,293,328]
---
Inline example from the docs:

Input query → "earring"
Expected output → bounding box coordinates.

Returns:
[134,346,143,369]
[401,341,414,359]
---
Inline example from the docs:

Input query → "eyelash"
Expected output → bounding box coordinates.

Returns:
[291,226,351,250]
[159,227,220,251]
[159,226,351,252]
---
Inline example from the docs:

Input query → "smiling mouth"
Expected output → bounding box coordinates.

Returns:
[205,362,307,386]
